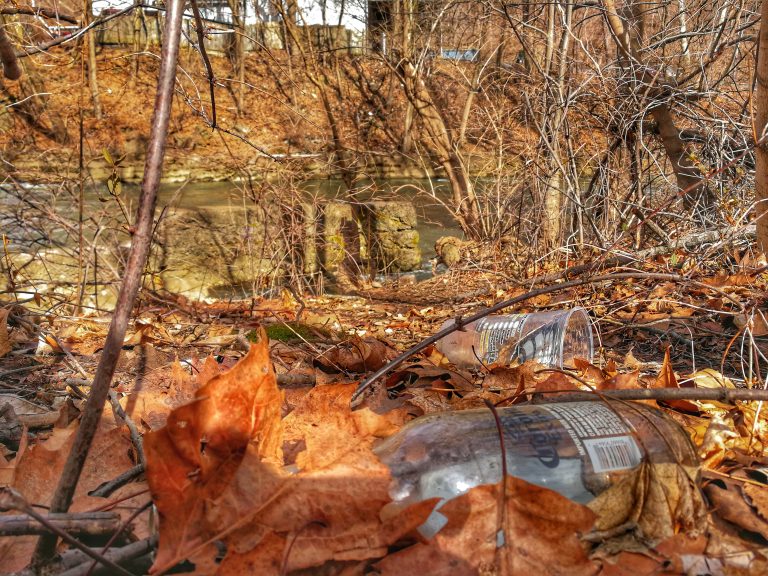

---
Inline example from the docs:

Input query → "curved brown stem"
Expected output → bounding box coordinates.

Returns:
[32,0,186,566]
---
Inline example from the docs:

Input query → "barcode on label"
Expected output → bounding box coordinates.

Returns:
[583,436,642,473]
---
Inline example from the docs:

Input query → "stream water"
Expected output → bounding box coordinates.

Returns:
[0,177,465,302]
[143,177,464,270]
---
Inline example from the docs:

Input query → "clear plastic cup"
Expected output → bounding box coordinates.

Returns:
[435,308,593,368]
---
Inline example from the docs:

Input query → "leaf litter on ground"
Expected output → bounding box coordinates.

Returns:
[1,257,768,573]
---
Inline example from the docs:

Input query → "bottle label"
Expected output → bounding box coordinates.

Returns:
[583,437,643,473]
[541,402,642,473]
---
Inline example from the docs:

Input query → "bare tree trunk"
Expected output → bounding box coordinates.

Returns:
[537,2,573,248]
[0,15,69,144]
[755,0,768,252]
[650,104,702,199]
[396,0,414,153]
[401,102,414,153]
[458,4,491,146]
[283,0,298,55]
[227,0,245,114]
[542,169,563,246]
[84,0,102,119]
[601,0,711,213]
[129,1,145,87]
[544,0,556,77]
[0,23,21,80]
[519,0,545,72]
[401,60,483,238]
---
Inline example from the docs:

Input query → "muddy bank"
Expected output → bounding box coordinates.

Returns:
[6,149,499,186]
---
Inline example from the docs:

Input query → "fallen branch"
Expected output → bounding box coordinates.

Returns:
[534,224,756,285]
[531,387,768,403]
[0,511,120,537]
[13,536,158,576]
[0,488,133,576]
[57,536,157,576]
[350,271,745,407]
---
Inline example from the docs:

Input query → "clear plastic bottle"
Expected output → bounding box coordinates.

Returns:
[374,401,699,536]
[434,308,593,368]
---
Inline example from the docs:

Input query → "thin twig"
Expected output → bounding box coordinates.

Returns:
[0,488,134,576]
[89,465,146,499]
[483,399,509,556]
[108,391,145,467]
[17,5,136,58]
[49,335,146,464]
[189,0,217,128]
[530,387,768,403]
[33,0,185,564]
[0,6,78,24]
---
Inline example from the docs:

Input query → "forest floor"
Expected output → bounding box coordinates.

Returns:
[2,248,768,574]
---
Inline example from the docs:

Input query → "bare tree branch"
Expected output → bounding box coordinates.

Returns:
[31,0,186,565]
[189,0,217,127]
[0,25,21,80]
[0,6,78,25]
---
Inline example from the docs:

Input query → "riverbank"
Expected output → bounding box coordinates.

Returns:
[5,150,446,185]
[0,48,521,186]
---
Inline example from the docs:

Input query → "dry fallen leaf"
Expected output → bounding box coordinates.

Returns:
[483,363,536,399]
[595,533,707,575]
[145,329,284,573]
[281,382,409,471]
[530,369,582,398]
[652,348,699,412]
[734,311,768,337]
[588,458,706,545]
[216,448,435,574]
[315,337,396,373]
[0,421,135,572]
[743,481,768,523]
[385,363,474,412]
[376,477,598,575]
[600,370,641,391]
[704,478,768,541]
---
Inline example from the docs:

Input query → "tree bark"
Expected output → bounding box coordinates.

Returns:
[0,23,21,80]
[756,0,768,253]
[227,0,245,114]
[84,0,102,119]
[601,0,711,213]
[400,60,483,238]
[129,2,145,86]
